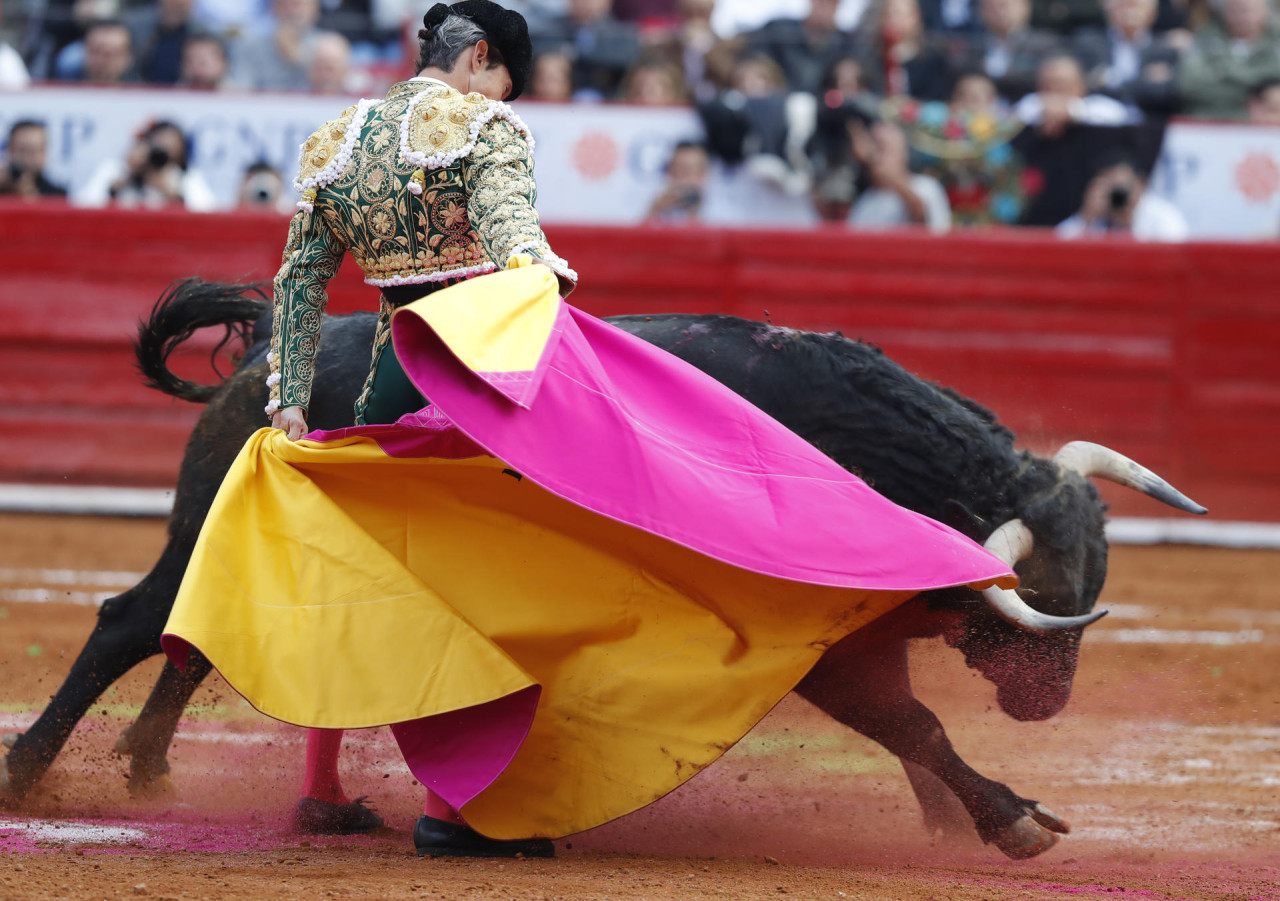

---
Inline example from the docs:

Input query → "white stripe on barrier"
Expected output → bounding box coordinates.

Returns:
[3,486,1280,545]
[1105,602,1280,626]
[0,484,174,517]
[0,568,146,587]
[0,588,118,606]
[1105,517,1280,549]
[1089,627,1268,646]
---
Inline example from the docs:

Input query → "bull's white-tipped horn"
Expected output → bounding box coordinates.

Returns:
[981,519,1108,634]
[1054,440,1207,515]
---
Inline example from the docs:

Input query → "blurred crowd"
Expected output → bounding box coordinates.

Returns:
[2,0,1280,237]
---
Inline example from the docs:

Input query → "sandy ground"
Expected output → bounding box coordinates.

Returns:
[1,513,1278,900]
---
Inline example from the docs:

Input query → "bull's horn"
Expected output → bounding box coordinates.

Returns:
[981,519,1108,634]
[1054,441,1207,515]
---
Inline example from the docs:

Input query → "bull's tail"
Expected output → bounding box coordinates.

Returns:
[135,278,270,403]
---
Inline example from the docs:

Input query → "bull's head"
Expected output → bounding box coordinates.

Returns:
[944,441,1206,722]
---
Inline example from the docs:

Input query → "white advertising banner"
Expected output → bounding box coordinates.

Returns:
[1149,120,1280,240]
[0,85,815,225]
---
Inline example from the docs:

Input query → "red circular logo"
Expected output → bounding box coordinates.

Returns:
[571,132,621,181]
[1234,151,1280,204]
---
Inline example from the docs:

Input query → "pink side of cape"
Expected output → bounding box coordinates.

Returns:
[313,303,1013,594]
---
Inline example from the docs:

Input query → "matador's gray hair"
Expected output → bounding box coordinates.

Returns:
[416,14,491,73]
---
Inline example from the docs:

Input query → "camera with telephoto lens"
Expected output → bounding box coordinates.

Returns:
[146,144,172,170]
[243,171,279,206]
[1108,184,1131,212]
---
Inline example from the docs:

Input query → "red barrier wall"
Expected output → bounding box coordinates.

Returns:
[1,201,1277,521]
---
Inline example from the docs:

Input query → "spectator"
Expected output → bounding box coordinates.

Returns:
[622,56,688,104]
[745,0,859,95]
[615,0,681,21]
[1247,77,1280,125]
[1073,0,1181,113]
[0,5,30,90]
[315,0,400,49]
[645,140,710,221]
[79,18,137,83]
[1013,54,1138,225]
[638,0,725,101]
[1014,53,1132,132]
[306,31,355,93]
[1056,151,1188,239]
[1031,0,1186,35]
[955,0,1061,102]
[0,121,68,198]
[712,0,867,38]
[950,69,1000,112]
[1177,0,1280,119]
[808,57,878,210]
[237,160,289,212]
[128,0,198,84]
[26,0,120,80]
[699,53,787,162]
[530,49,575,100]
[231,0,323,91]
[893,73,1029,224]
[178,32,231,89]
[848,119,952,231]
[77,120,217,211]
[190,0,273,36]
[824,55,868,102]
[491,0,570,33]
[531,0,641,98]
[917,0,982,33]
[855,0,953,101]
[699,53,817,193]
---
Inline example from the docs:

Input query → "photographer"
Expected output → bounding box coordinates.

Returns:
[1056,151,1186,240]
[236,161,289,214]
[645,141,710,223]
[76,121,216,211]
[847,119,951,232]
[0,121,68,199]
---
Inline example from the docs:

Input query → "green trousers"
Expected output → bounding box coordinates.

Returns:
[361,341,427,426]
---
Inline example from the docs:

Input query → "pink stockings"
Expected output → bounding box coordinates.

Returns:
[303,728,463,822]
[302,728,348,805]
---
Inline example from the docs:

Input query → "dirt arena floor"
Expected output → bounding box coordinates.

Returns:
[0,513,1277,900]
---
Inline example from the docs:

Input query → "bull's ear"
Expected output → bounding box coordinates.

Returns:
[942,499,985,539]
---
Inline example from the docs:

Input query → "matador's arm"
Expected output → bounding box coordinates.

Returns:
[265,208,348,417]
[461,117,577,295]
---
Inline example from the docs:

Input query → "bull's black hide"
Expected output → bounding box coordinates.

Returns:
[3,280,1137,858]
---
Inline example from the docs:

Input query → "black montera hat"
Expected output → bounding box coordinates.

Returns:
[421,1,533,102]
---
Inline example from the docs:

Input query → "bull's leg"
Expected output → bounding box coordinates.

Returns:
[116,653,214,796]
[1,541,191,800]
[797,626,1069,859]
[900,759,975,839]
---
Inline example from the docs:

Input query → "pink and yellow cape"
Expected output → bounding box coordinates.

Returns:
[162,258,1014,839]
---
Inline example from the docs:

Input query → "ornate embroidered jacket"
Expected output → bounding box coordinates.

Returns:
[265,78,576,421]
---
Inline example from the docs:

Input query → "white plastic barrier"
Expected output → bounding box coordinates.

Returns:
[1149,119,1280,240]
[0,85,816,224]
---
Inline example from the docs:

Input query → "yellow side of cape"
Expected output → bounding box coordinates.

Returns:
[165,425,911,839]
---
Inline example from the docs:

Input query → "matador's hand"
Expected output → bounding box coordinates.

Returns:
[271,405,309,442]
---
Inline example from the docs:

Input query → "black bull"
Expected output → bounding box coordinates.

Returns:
[0,280,1205,859]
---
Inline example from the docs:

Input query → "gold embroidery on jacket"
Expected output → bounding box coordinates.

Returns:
[269,80,572,418]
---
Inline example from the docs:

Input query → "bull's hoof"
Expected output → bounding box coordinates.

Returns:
[1,733,19,749]
[992,804,1070,860]
[127,772,174,800]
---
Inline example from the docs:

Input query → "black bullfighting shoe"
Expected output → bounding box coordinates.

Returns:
[292,796,384,835]
[413,815,555,858]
